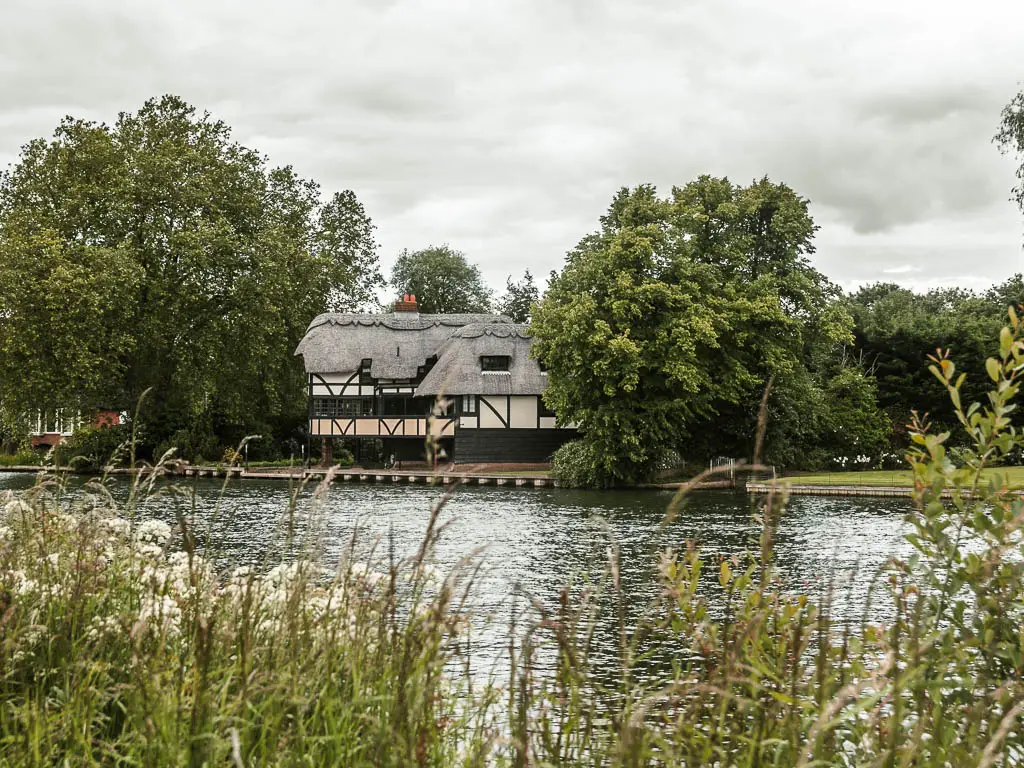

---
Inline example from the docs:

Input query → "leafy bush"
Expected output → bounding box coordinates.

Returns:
[550,439,601,488]
[54,424,134,471]
[0,450,41,467]
[334,444,355,467]
[154,426,220,465]
[244,459,304,468]
[221,446,242,465]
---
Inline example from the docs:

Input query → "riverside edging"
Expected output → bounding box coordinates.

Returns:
[0,463,563,489]
[2,463,737,492]
[744,482,993,498]
[747,482,913,498]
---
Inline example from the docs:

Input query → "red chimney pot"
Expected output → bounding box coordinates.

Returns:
[395,293,419,312]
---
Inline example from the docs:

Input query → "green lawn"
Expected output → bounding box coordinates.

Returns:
[781,467,1024,488]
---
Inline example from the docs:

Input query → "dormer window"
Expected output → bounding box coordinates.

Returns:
[480,355,510,372]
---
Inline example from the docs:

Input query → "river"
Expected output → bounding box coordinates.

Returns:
[0,470,913,675]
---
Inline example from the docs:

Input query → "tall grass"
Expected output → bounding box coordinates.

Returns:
[0,461,498,766]
[5,315,1024,765]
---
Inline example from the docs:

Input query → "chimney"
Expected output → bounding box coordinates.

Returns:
[394,293,419,313]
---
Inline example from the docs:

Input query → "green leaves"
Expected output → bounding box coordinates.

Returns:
[496,269,539,323]
[533,178,850,484]
[995,87,1024,213]
[0,95,382,446]
[389,245,492,314]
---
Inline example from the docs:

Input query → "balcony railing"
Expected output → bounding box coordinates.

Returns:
[309,416,455,439]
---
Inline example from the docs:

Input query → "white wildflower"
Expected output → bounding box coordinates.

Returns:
[54,512,77,531]
[99,516,130,538]
[348,562,370,580]
[85,615,120,641]
[135,519,172,546]
[231,565,254,581]
[307,593,330,620]
[166,551,195,594]
[4,498,31,519]
[265,562,304,589]
[4,569,37,596]
[11,625,47,663]
[136,542,165,561]
[138,594,181,636]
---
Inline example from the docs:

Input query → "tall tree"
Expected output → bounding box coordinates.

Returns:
[845,280,1012,442]
[533,179,867,485]
[996,88,1024,215]
[497,269,539,323]
[0,95,382,450]
[670,175,856,466]
[389,245,492,314]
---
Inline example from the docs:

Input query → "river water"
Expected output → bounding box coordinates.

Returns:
[0,471,913,674]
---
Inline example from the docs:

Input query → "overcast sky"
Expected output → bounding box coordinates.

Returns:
[2,0,1023,295]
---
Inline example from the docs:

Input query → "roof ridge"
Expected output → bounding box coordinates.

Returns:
[305,312,512,333]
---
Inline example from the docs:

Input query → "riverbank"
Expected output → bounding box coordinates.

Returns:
[12,462,1018,497]
[0,462,744,491]
[753,466,1024,497]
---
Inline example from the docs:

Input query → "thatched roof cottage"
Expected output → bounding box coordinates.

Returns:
[294,295,575,464]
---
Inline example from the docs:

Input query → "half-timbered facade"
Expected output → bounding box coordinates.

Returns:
[294,296,575,464]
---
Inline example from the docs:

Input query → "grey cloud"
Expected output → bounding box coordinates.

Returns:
[0,0,1022,294]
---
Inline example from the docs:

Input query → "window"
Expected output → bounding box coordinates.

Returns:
[480,355,510,372]
[538,396,556,418]
[461,394,477,415]
[382,396,406,416]
[338,399,366,417]
[313,398,372,418]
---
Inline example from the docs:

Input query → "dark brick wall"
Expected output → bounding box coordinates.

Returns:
[454,428,577,463]
[382,437,453,463]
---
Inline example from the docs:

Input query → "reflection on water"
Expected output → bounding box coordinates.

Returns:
[0,471,912,676]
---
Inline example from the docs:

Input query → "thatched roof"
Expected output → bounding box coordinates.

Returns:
[416,323,548,396]
[294,312,512,379]
[295,313,549,395]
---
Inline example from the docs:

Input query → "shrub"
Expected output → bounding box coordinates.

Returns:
[550,439,601,488]
[0,450,42,467]
[334,443,355,467]
[156,426,220,465]
[54,423,134,471]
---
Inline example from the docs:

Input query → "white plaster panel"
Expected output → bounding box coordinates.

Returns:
[355,419,381,436]
[317,371,357,384]
[479,396,507,429]
[539,416,557,430]
[429,419,456,437]
[509,396,538,429]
